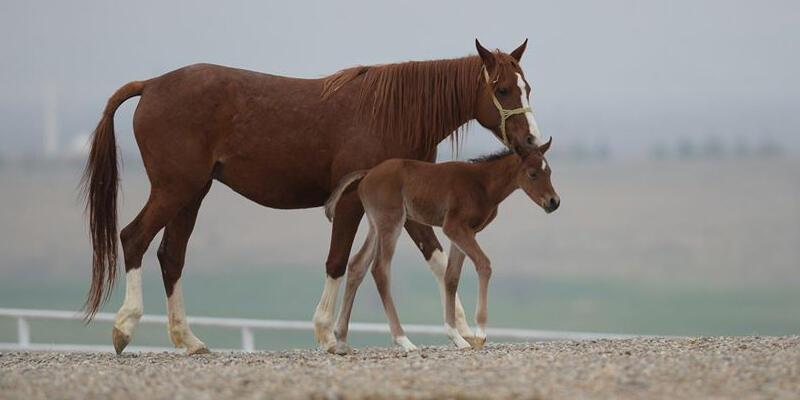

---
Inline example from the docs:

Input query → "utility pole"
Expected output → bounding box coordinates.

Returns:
[43,84,59,158]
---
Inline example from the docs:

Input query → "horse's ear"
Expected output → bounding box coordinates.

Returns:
[510,39,528,62]
[475,38,496,70]
[539,137,552,153]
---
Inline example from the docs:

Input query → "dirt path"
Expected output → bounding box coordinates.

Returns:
[2,337,798,399]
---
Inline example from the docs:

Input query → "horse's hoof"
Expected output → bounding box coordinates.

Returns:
[453,337,472,349]
[112,327,130,355]
[187,345,210,355]
[321,341,338,354]
[394,336,418,352]
[334,342,352,355]
[465,336,486,349]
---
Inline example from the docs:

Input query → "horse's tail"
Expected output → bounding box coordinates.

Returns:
[81,81,145,321]
[325,170,368,222]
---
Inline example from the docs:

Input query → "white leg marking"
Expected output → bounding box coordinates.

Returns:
[516,72,545,146]
[475,326,487,340]
[427,250,474,338]
[427,249,448,279]
[114,268,143,337]
[313,276,342,352]
[394,336,419,352]
[167,278,207,353]
[446,324,472,349]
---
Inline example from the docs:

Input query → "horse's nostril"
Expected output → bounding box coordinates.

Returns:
[549,198,560,211]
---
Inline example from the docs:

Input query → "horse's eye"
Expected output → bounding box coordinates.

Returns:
[527,170,537,179]
[526,135,535,146]
[497,87,508,96]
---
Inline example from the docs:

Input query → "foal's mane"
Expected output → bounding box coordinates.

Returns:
[468,148,514,163]
[322,55,484,151]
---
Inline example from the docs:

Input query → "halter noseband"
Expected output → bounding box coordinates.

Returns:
[482,66,532,149]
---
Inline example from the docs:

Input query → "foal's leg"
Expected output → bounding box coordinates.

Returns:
[442,244,471,349]
[156,181,212,355]
[313,192,364,352]
[404,221,474,340]
[113,186,200,354]
[372,215,417,351]
[332,225,377,355]
[444,225,492,349]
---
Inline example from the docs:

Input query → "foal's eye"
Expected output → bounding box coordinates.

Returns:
[527,170,537,179]
[497,87,509,96]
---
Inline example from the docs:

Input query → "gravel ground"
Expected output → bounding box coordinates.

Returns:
[1,337,798,399]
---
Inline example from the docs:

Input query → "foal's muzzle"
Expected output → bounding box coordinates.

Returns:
[545,196,560,214]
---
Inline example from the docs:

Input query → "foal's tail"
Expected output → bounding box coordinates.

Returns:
[80,81,145,321]
[325,170,368,222]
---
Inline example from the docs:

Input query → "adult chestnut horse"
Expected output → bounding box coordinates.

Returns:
[83,39,547,354]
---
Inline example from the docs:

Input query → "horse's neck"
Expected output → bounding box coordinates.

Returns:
[428,70,479,149]
[476,157,520,205]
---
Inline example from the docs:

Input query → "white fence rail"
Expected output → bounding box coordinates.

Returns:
[0,308,641,353]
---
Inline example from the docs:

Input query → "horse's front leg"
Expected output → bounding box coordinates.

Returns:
[313,192,364,353]
[444,224,491,349]
[404,221,475,341]
[443,244,472,349]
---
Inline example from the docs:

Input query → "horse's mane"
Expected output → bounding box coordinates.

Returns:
[468,148,514,163]
[322,55,484,151]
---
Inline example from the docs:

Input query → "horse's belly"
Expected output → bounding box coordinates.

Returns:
[405,199,445,227]
[214,159,330,209]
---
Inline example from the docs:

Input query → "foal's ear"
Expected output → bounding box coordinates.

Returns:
[538,137,552,153]
[510,39,528,62]
[475,38,496,70]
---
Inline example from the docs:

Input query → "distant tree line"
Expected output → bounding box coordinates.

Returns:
[650,136,785,160]
[549,141,612,161]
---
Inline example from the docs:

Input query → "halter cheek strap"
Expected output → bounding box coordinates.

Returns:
[482,66,532,148]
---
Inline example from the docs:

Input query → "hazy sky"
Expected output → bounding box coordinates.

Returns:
[1,0,798,157]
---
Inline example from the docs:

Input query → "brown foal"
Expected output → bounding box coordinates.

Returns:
[325,139,559,353]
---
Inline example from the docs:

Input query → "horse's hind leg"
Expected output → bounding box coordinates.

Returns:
[404,222,474,341]
[332,222,377,355]
[372,212,417,352]
[157,181,212,355]
[313,192,364,352]
[113,184,206,354]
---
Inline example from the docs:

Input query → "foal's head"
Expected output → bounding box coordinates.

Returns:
[474,39,546,158]
[517,138,560,213]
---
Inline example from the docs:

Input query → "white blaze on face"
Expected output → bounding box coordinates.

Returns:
[516,72,544,146]
[541,159,547,171]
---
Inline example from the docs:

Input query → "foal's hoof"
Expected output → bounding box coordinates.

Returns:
[187,345,211,355]
[465,336,487,349]
[322,342,338,354]
[394,336,419,352]
[333,342,353,356]
[112,327,130,355]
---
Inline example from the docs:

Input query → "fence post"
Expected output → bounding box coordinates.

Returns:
[241,327,254,352]
[17,317,31,349]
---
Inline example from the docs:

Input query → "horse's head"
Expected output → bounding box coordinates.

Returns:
[516,138,559,213]
[474,39,547,157]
